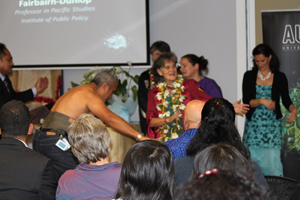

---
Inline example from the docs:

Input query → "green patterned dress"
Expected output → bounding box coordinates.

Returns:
[243,85,283,176]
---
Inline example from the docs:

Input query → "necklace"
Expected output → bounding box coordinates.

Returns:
[258,71,271,81]
[155,75,187,142]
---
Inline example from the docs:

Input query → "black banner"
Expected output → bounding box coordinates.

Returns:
[262,10,300,181]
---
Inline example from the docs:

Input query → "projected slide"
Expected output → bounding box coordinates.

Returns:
[0,0,149,67]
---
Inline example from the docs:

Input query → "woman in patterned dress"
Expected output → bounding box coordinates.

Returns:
[242,43,297,176]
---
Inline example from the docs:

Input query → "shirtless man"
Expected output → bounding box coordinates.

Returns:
[33,69,147,177]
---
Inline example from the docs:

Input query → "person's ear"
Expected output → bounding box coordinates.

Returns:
[196,120,201,128]
[269,54,272,61]
[184,115,189,129]
[157,68,163,76]
[28,123,33,135]
[194,63,199,71]
[101,82,109,91]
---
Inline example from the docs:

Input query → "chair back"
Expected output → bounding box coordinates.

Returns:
[264,175,300,200]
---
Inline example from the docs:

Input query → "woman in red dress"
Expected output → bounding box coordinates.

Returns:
[146,52,212,142]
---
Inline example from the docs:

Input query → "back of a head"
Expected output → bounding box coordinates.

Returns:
[186,98,250,159]
[0,43,7,60]
[184,100,205,128]
[115,140,175,200]
[180,168,265,200]
[91,69,118,88]
[192,143,250,179]
[150,41,171,54]
[67,113,111,164]
[0,100,30,137]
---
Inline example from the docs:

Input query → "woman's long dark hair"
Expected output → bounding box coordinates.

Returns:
[252,43,280,72]
[186,98,250,159]
[115,140,175,200]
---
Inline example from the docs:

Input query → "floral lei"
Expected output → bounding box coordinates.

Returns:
[155,75,187,142]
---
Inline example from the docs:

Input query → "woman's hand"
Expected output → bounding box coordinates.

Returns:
[149,110,182,128]
[287,104,298,123]
[233,99,249,116]
[261,99,276,110]
[166,110,181,123]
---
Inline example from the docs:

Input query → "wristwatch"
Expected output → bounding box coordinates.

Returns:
[135,134,142,142]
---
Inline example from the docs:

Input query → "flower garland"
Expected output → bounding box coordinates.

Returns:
[155,75,187,142]
[149,70,156,89]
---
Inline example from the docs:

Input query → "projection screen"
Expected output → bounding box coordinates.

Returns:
[0,0,150,69]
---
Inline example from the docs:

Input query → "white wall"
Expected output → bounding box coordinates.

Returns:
[63,0,249,132]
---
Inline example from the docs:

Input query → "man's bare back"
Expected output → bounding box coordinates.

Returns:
[51,83,101,119]
[50,82,148,141]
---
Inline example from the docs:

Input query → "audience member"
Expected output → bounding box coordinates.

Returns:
[0,100,57,199]
[192,143,250,178]
[138,41,171,135]
[56,114,121,200]
[174,98,268,190]
[242,43,297,176]
[0,43,48,108]
[33,69,148,177]
[178,168,267,200]
[146,52,212,142]
[164,100,205,160]
[115,140,175,200]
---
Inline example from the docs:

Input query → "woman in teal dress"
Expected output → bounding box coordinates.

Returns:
[242,44,298,176]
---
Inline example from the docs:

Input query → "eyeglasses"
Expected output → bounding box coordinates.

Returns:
[161,65,177,70]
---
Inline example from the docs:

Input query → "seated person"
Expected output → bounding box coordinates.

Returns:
[0,100,57,199]
[178,143,268,199]
[114,140,175,200]
[179,168,267,200]
[56,114,122,200]
[192,143,251,177]
[174,98,268,190]
[164,100,205,160]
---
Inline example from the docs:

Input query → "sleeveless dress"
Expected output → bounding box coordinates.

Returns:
[243,85,283,176]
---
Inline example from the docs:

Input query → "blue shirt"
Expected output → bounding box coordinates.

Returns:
[164,128,197,160]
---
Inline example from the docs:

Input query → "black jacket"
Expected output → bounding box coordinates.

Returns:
[242,69,292,120]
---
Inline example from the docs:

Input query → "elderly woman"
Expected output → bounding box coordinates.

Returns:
[146,52,212,142]
[56,114,122,200]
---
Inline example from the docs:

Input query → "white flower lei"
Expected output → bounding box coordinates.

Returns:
[155,75,187,142]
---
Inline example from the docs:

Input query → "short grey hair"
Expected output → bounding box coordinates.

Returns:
[91,69,118,88]
[68,113,111,164]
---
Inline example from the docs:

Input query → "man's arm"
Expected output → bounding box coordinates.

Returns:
[88,95,149,141]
